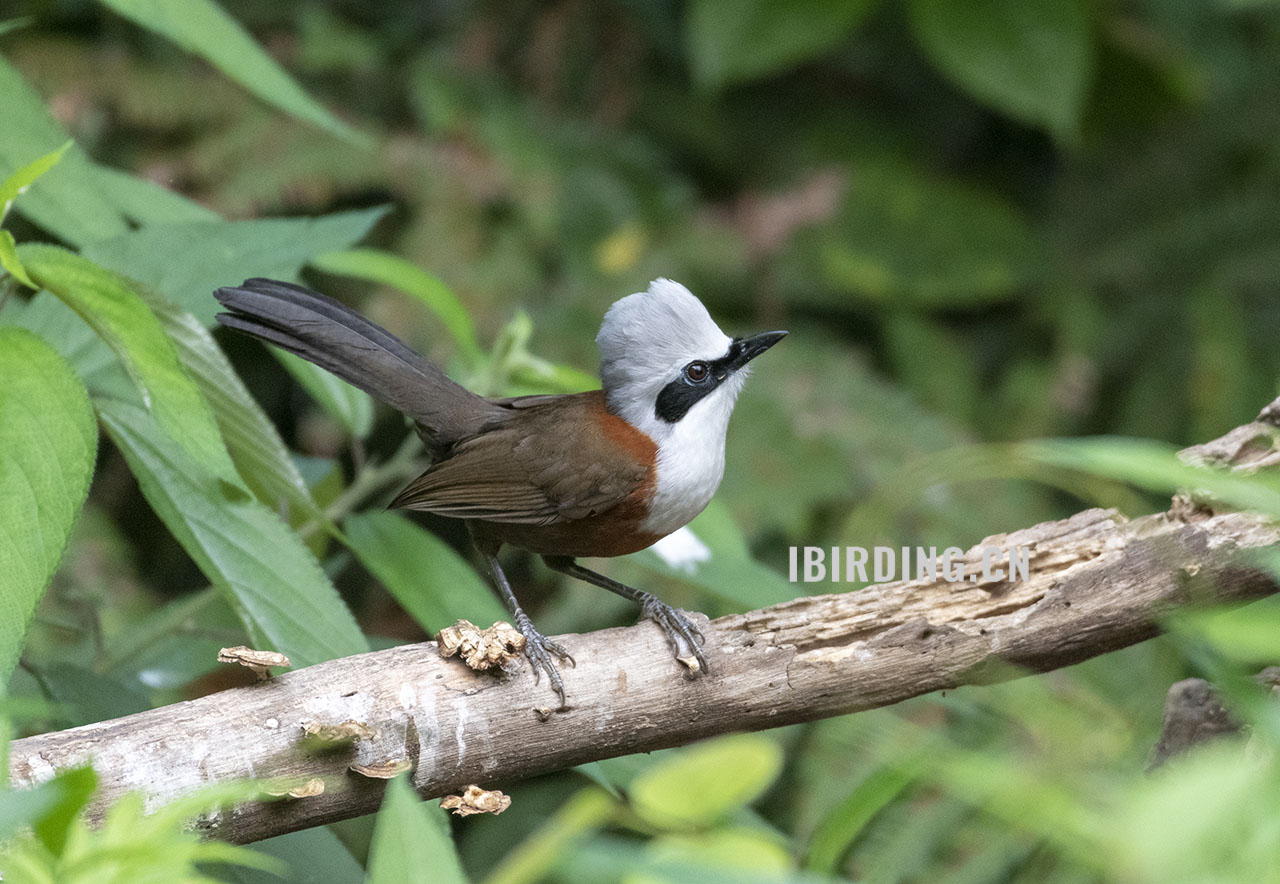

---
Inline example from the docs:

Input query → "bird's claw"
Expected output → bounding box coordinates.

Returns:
[641,598,709,675]
[515,614,574,709]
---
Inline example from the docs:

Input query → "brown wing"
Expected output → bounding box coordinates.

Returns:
[388,391,654,525]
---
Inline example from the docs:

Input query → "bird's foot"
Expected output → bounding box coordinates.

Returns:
[514,612,575,709]
[639,596,709,676]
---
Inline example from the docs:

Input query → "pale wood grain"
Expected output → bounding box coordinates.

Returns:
[10,404,1280,844]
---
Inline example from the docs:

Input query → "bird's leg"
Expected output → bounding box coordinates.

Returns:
[542,556,708,675]
[477,548,575,708]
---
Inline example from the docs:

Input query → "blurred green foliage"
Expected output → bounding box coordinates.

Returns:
[2,0,1280,881]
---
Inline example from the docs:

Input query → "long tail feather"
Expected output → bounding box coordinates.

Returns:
[214,278,502,452]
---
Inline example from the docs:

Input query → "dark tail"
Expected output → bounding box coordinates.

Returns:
[214,278,503,453]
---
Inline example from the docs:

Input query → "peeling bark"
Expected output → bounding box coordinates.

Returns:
[9,405,1280,844]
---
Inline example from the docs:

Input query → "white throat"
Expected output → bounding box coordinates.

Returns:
[637,385,741,535]
[595,278,749,537]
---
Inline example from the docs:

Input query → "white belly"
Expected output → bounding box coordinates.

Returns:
[640,426,726,536]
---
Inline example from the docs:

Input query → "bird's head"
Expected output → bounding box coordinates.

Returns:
[597,279,786,444]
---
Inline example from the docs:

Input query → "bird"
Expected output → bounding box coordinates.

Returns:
[213,277,785,706]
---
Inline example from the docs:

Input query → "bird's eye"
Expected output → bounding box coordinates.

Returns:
[684,361,709,383]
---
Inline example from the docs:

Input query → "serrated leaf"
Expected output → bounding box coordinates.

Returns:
[344,510,505,632]
[97,0,366,144]
[90,163,220,226]
[19,244,237,484]
[629,734,784,829]
[145,296,326,523]
[311,248,483,364]
[0,329,97,684]
[5,291,159,407]
[80,206,389,323]
[97,399,367,667]
[80,208,388,439]
[908,0,1094,139]
[0,139,70,222]
[687,0,878,89]
[366,776,469,884]
[5,779,280,880]
[0,57,128,245]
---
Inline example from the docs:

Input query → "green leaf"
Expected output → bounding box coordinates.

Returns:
[35,662,151,728]
[0,57,128,246]
[80,207,389,324]
[13,765,96,854]
[0,773,63,845]
[687,0,879,89]
[481,310,598,397]
[908,0,1094,139]
[89,163,221,226]
[638,828,794,881]
[366,775,469,884]
[96,0,367,144]
[310,248,483,364]
[806,766,916,874]
[484,787,616,884]
[0,229,34,288]
[0,328,97,685]
[5,291,161,411]
[1115,744,1278,884]
[818,162,1040,307]
[0,139,71,222]
[0,18,33,38]
[628,734,784,829]
[227,826,365,884]
[96,399,367,667]
[19,243,237,484]
[344,511,505,633]
[276,349,375,439]
[80,208,388,439]
[1170,592,1280,667]
[146,296,326,523]
[1021,437,1280,518]
[4,782,281,881]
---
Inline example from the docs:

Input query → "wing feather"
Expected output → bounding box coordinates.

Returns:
[388,393,650,525]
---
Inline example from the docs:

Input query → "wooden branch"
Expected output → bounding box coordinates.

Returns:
[10,405,1280,844]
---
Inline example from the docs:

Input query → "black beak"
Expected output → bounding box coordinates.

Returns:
[728,330,787,371]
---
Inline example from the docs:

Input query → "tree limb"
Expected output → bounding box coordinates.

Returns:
[9,404,1280,844]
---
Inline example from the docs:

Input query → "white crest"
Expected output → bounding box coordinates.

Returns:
[596,279,751,536]
[597,279,735,432]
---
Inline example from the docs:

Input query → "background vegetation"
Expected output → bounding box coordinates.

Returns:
[2,0,1280,881]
